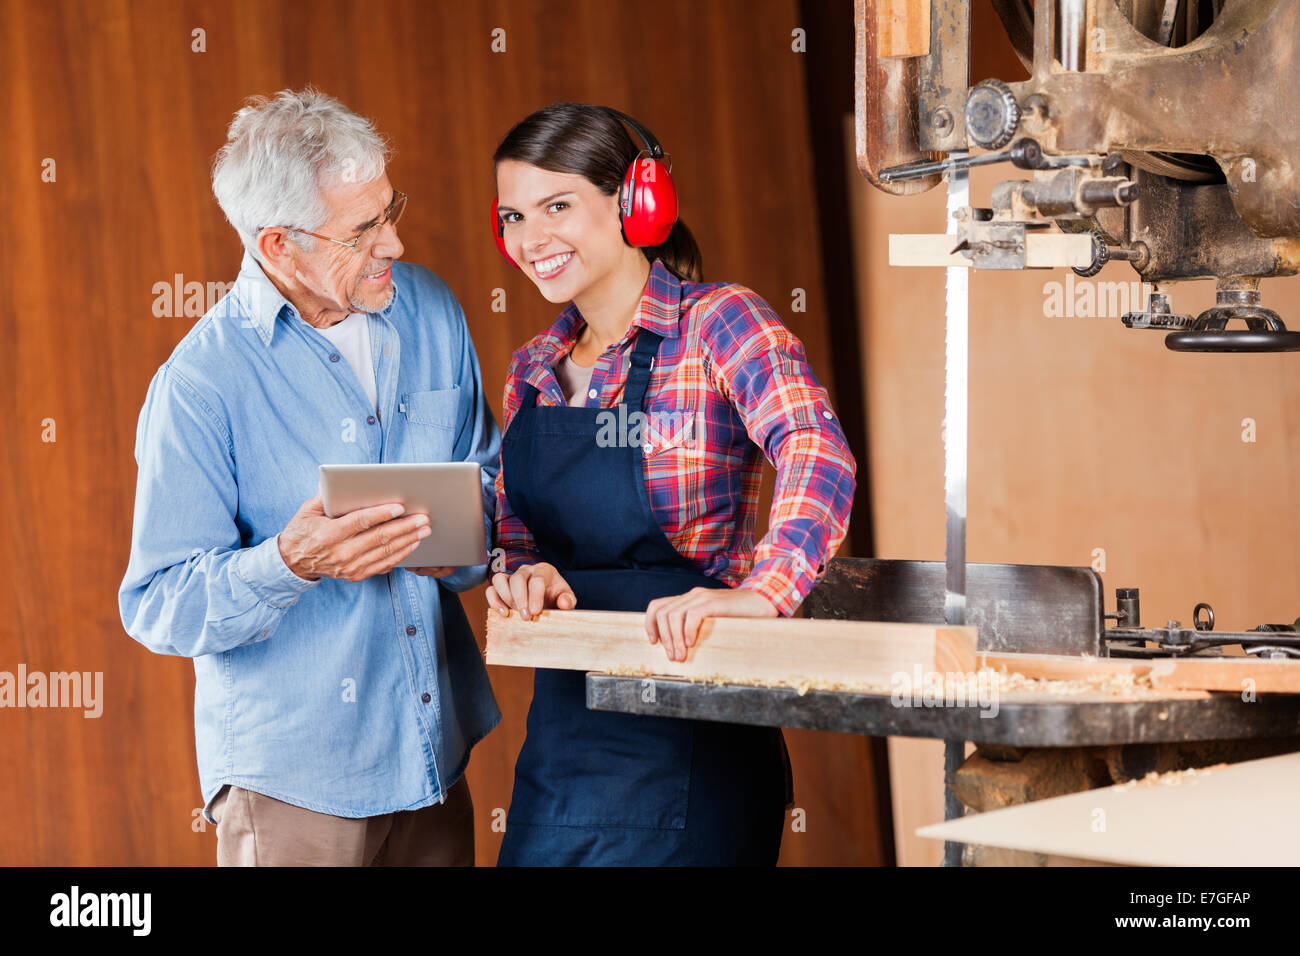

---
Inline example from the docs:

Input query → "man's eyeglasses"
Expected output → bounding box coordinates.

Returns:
[285,190,408,251]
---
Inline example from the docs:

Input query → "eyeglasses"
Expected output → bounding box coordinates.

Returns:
[285,190,408,251]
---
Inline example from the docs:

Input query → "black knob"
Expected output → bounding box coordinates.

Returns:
[1073,229,1111,278]
[965,79,1020,150]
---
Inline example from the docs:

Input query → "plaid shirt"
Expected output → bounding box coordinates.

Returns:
[494,258,856,616]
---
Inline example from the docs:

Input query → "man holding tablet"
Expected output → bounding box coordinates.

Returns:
[119,89,501,866]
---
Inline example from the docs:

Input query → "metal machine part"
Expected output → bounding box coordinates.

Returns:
[802,558,1104,657]
[1165,278,1300,352]
[857,0,1300,352]
[964,78,1020,150]
[1104,587,1300,659]
[1070,229,1147,278]
[880,136,1095,184]
[1121,287,1195,329]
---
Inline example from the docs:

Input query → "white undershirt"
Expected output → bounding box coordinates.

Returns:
[318,312,378,412]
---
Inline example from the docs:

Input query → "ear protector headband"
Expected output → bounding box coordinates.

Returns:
[493,107,679,268]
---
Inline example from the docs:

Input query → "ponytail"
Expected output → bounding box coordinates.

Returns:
[644,219,703,283]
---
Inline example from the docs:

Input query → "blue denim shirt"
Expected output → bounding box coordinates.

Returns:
[119,251,502,821]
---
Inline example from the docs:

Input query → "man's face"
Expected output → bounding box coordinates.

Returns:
[295,173,405,314]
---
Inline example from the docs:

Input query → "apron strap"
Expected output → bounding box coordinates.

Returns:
[622,329,663,412]
[518,329,662,410]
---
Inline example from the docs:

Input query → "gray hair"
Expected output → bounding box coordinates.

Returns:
[211,88,391,260]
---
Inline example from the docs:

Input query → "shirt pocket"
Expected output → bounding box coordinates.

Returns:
[399,386,460,461]
[642,406,703,459]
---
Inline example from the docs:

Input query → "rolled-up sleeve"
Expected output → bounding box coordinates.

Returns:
[118,364,319,657]
[492,351,543,573]
[701,290,857,615]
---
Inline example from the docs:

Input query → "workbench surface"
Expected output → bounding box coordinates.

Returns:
[586,674,1300,746]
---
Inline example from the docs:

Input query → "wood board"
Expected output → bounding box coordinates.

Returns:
[917,751,1300,866]
[983,651,1300,695]
[888,232,1094,268]
[485,609,978,688]
[876,0,930,59]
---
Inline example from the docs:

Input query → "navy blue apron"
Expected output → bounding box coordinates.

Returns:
[496,328,792,866]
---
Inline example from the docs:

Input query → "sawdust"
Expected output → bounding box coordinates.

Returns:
[599,663,1175,699]
[1114,763,1227,791]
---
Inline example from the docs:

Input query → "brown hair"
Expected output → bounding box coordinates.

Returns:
[493,102,702,282]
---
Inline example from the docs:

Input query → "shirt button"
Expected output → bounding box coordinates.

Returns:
[329,353,340,363]
[367,415,377,425]
[405,625,417,636]
[822,410,833,420]
[642,443,652,453]
[588,388,598,399]
[421,692,432,704]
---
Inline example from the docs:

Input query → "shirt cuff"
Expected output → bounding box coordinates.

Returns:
[234,534,321,609]
[501,546,540,574]
[738,550,824,618]
[438,563,489,592]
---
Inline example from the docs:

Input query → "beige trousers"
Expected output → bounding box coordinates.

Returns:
[211,777,475,866]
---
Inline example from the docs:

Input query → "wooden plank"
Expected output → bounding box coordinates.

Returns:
[888,232,1094,268]
[918,751,1300,866]
[876,0,931,58]
[856,2,943,195]
[982,651,1300,695]
[485,609,978,688]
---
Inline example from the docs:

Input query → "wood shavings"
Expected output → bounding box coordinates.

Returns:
[986,664,1166,698]
[1114,764,1228,791]
[599,663,1181,700]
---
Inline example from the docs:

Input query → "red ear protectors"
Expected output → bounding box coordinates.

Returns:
[493,197,520,269]
[609,108,678,247]
[493,107,678,267]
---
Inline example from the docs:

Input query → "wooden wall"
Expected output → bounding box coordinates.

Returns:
[0,0,887,865]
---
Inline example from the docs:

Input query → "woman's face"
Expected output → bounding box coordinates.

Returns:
[495,160,629,305]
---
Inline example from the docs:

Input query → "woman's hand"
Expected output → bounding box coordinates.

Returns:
[644,587,778,662]
[485,562,577,621]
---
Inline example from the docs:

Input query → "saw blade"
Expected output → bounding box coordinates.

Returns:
[944,153,969,629]
[941,152,971,869]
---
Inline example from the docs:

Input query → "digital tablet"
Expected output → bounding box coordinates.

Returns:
[318,462,488,569]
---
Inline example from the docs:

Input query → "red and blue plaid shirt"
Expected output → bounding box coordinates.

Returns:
[494,258,856,615]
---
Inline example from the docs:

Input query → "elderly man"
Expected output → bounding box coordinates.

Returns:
[119,89,501,866]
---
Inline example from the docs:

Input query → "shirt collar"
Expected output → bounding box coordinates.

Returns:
[538,257,685,358]
[521,258,685,398]
[636,257,685,339]
[232,249,401,347]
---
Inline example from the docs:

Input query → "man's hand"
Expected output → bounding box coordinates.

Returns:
[644,587,778,663]
[277,494,431,582]
[408,566,456,578]
[485,562,576,621]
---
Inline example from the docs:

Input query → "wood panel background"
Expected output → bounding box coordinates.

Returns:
[0,0,887,865]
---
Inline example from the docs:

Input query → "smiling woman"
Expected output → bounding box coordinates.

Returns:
[484,103,857,867]
[493,103,701,292]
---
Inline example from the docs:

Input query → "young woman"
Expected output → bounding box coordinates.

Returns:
[487,103,856,866]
